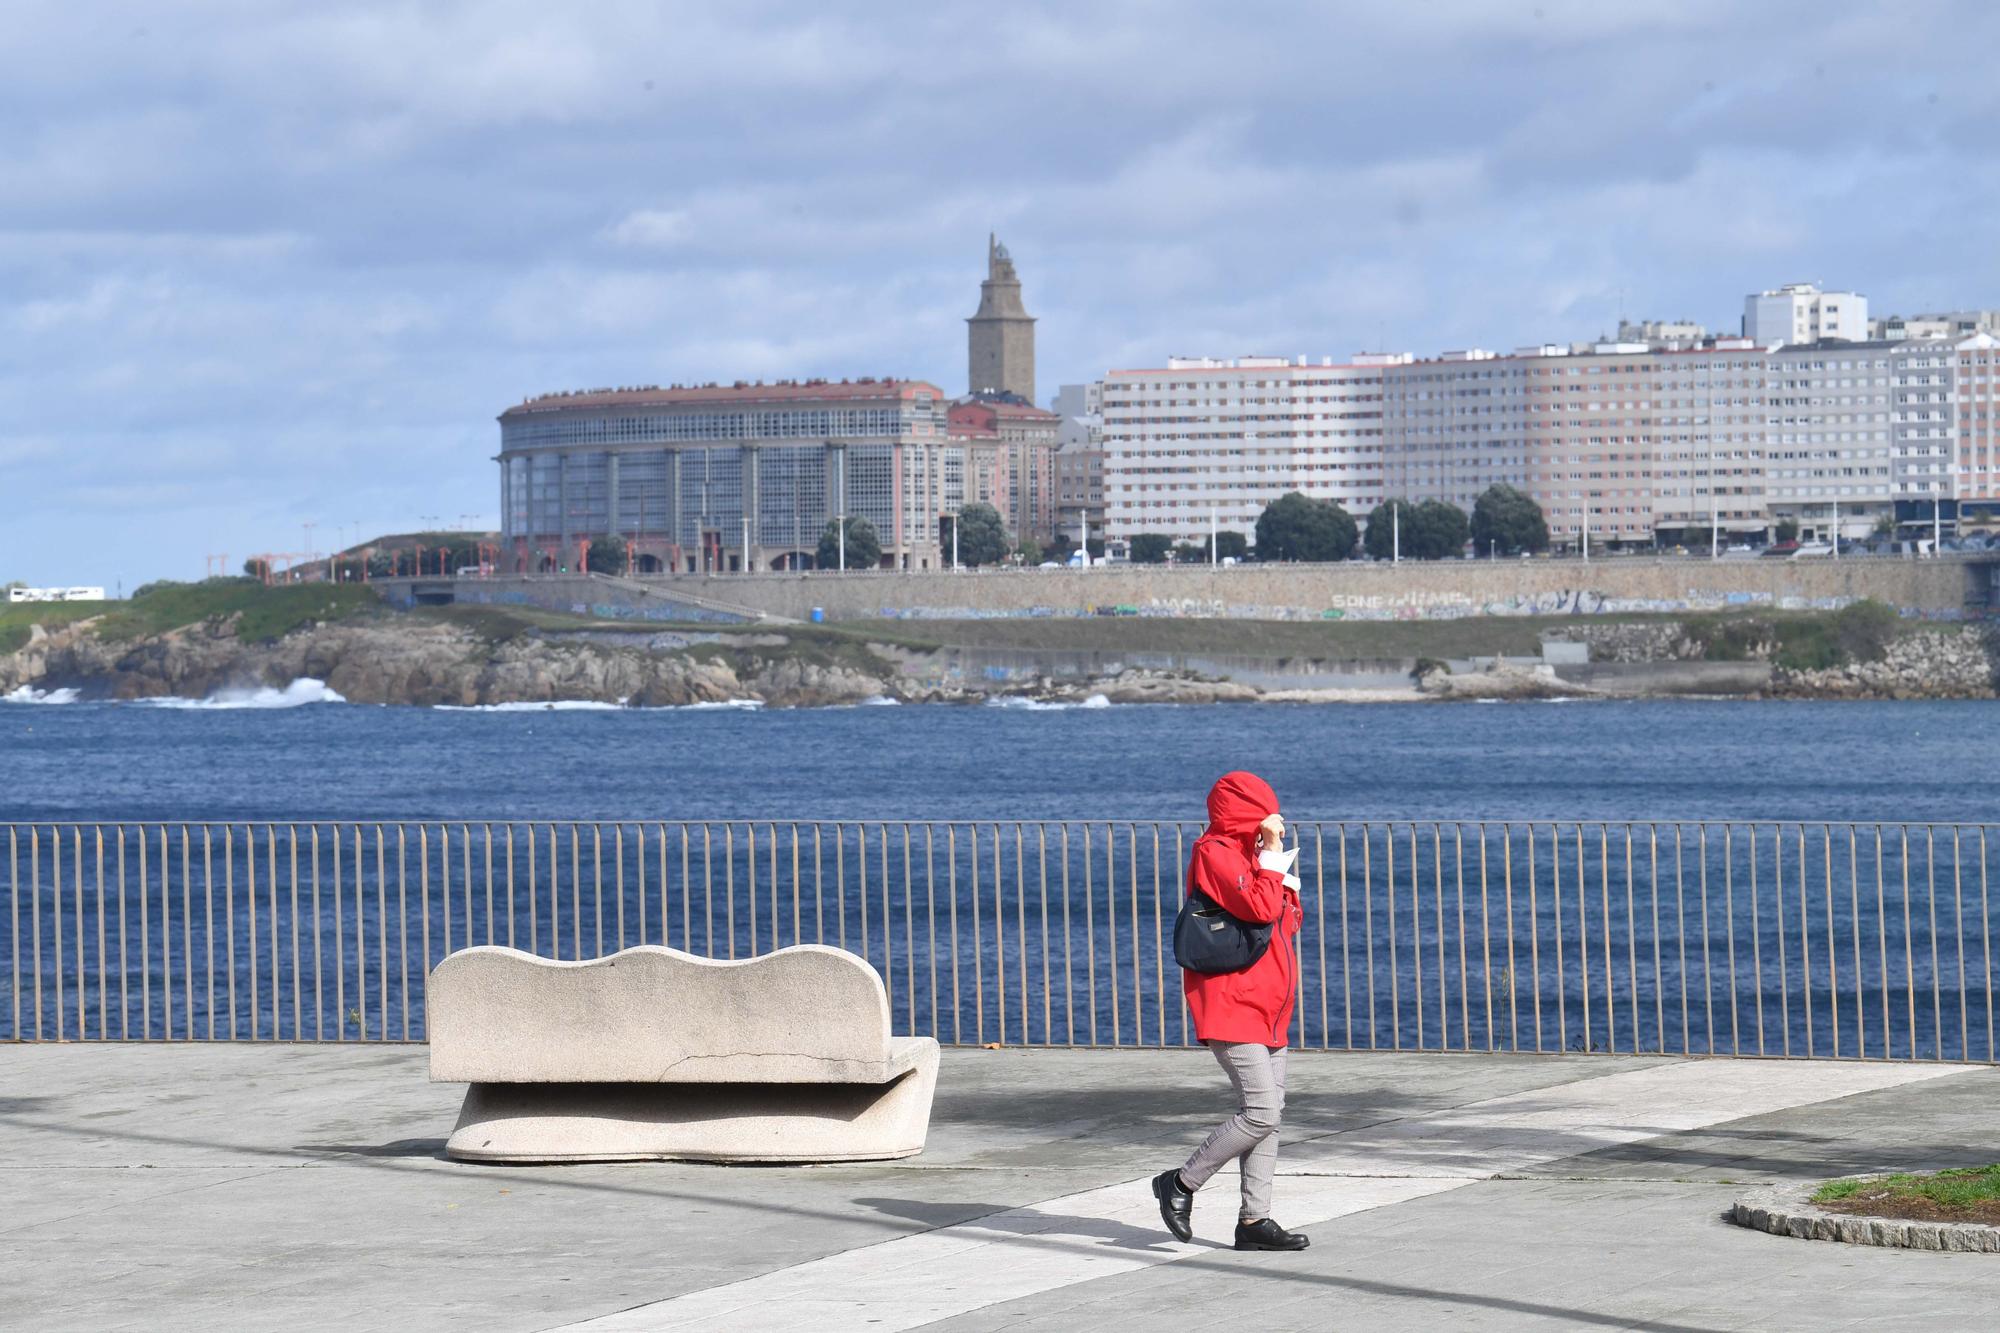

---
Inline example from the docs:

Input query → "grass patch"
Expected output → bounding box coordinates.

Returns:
[0,600,107,654]
[1812,1164,2000,1224]
[88,579,377,643]
[1681,600,1905,671]
[407,603,653,642]
[821,614,1686,661]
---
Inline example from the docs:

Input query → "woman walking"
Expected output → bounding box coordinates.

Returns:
[1152,770,1309,1251]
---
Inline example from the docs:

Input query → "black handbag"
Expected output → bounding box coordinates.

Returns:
[1173,887,1274,975]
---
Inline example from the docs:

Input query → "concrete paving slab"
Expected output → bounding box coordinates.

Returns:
[582,1060,1968,1331]
[0,1046,1993,1331]
[927,1176,2000,1332]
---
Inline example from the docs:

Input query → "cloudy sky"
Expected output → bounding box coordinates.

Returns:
[6,1,1999,588]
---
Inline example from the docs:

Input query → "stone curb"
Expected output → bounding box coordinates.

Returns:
[1730,1182,2000,1252]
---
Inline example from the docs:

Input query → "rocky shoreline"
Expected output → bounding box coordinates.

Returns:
[3,611,1996,708]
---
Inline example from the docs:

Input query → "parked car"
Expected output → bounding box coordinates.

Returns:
[1789,541,1834,559]
[1760,540,1800,558]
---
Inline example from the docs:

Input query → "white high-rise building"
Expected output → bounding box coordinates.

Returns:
[1743,283,1868,346]
[1891,338,1961,504]
[1100,355,1401,544]
[1764,342,1897,541]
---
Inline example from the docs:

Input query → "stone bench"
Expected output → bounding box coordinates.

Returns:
[427,944,941,1163]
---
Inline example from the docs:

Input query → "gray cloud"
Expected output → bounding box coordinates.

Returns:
[5,0,2000,586]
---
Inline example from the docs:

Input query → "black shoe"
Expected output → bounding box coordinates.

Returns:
[1151,1170,1194,1242]
[1234,1218,1309,1251]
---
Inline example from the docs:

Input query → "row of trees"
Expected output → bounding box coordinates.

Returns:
[811,485,1549,571]
[552,486,1548,576]
[815,502,1020,570]
[1249,484,1550,563]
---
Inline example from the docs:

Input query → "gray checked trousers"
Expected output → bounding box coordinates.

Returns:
[1177,1040,1287,1221]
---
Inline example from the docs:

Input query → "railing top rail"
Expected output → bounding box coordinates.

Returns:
[8,817,2000,831]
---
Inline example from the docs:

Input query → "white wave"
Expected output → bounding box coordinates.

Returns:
[434,696,765,713]
[1,685,79,705]
[859,696,901,706]
[135,678,346,709]
[436,699,629,712]
[985,693,1114,711]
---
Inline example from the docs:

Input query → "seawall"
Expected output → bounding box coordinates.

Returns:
[493,557,1983,623]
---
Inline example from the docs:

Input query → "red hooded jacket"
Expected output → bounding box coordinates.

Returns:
[1182,771,1301,1047]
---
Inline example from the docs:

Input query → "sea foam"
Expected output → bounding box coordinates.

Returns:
[135,678,347,709]
[1,685,80,705]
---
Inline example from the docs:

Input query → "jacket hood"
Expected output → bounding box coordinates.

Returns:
[1205,771,1279,838]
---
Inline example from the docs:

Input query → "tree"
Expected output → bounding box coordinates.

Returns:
[953,502,1011,567]
[584,535,626,574]
[1129,533,1174,564]
[1363,500,1410,560]
[1414,499,1470,559]
[1255,492,1356,562]
[1369,498,1469,560]
[1469,484,1550,557]
[817,516,881,570]
[1775,517,1801,544]
[1015,535,1043,565]
[1212,531,1249,562]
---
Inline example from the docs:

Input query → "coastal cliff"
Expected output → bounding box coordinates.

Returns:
[4,585,1996,707]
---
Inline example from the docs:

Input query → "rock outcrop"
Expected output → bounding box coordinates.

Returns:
[7,608,2000,708]
[1771,627,1999,700]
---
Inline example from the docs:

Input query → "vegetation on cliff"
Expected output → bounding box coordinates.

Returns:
[1,580,1989,705]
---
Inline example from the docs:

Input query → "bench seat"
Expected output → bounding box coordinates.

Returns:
[427,944,940,1163]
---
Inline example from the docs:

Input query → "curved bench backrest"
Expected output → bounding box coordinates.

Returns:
[428,944,895,1084]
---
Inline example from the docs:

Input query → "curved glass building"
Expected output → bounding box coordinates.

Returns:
[497,378,954,573]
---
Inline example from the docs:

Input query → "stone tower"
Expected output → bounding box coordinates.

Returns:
[967,234,1036,402]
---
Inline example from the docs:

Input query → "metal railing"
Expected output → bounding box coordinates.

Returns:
[4,821,1995,1061]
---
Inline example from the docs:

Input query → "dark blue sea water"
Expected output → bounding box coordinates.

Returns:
[3,696,1996,1058]
[2,694,1996,824]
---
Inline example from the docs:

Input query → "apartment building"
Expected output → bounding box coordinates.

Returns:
[947,395,1061,541]
[1952,335,2000,508]
[1743,283,1868,346]
[1647,342,1770,539]
[1761,341,1897,541]
[1382,340,1768,549]
[1892,339,1962,507]
[1100,355,1396,544]
[1872,310,2000,341]
[1052,382,1104,546]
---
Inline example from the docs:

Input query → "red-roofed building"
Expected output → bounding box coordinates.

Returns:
[948,394,1061,542]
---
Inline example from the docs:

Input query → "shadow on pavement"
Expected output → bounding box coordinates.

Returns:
[856,1195,1209,1252]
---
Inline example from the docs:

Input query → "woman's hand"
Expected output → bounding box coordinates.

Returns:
[1256,813,1286,850]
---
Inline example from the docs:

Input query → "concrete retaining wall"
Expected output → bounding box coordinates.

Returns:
[623,558,1979,623]
[381,577,759,625]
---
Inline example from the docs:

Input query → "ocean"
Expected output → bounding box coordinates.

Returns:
[3,691,1996,1057]
[2,688,1994,824]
